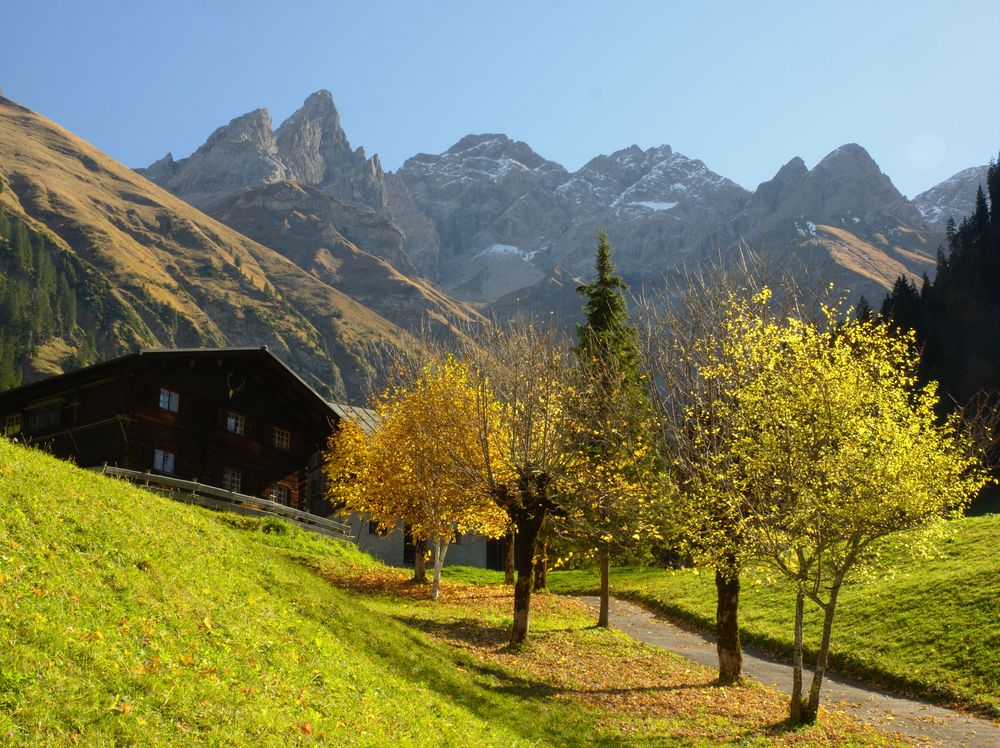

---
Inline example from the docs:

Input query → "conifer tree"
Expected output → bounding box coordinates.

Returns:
[571,228,657,628]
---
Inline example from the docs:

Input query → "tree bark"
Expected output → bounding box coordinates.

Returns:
[715,564,742,683]
[504,529,515,585]
[598,544,611,628]
[532,540,548,592]
[511,531,536,645]
[431,536,449,601]
[413,537,427,583]
[790,587,806,723]
[509,505,547,646]
[801,583,842,724]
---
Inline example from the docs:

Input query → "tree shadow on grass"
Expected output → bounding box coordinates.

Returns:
[392,614,717,701]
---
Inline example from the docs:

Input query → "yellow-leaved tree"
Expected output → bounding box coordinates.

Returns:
[707,290,990,724]
[325,355,508,600]
[458,321,580,645]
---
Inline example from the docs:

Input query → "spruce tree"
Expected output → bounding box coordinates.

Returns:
[573,228,650,627]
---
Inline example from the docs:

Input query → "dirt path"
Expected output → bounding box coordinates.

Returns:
[579,596,1000,747]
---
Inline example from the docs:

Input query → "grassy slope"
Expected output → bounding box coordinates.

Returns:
[540,516,1000,718]
[0,439,902,746]
[0,439,587,746]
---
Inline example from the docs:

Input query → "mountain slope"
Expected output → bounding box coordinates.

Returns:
[913,164,990,229]
[396,136,940,303]
[0,95,411,398]
[738,144,937,293]
[208,181,485,337]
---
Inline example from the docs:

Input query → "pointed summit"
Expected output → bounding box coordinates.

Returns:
[814,143,882,173]
[807,143,916,223]
[275,90,386,210]
[748,156,808,216]
[145,106,286,207]
[142,90,387,212]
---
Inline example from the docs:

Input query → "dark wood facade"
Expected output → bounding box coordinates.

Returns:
[0,348,339,513]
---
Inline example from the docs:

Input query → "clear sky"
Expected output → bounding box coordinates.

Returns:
[2,0,997,198]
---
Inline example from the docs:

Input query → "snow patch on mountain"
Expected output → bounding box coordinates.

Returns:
[475,243,538,262]
[630,201,678,211]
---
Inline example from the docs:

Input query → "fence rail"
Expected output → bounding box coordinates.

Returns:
[92,465,354,543]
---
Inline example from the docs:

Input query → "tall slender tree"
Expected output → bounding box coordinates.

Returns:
[572,228,656,628]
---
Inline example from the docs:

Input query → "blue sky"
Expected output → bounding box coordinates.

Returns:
[2,0,997,197]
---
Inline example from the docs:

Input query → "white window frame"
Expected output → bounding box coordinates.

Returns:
[222,468,242,493]
[153,448,175,474]
[4,413,23,436]
[226,412,245,436]
[159,387,180,413]
[272,427,290,450]
[266,484,290,504]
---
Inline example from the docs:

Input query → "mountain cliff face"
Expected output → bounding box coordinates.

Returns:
[913,165,990,229]
[208,181,484,338]
[140,91,387,213]
[394,137,750,301]
[396,136,943,304]
[0,95,412,399]
[736,144,936,293]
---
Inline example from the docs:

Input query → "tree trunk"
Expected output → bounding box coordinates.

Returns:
[598,544,611,628]
[413,537,427,583]
[801,583,842,724]
[790,587,806,723]
[431,537,449,601]
[715,564,742,683]
[511,534,535,645]
[504,530,515,585]
[532,540,548,592]
[510,509,546,646]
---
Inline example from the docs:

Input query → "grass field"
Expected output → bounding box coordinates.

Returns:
[534,515,1000,719]
[0,438,905,745]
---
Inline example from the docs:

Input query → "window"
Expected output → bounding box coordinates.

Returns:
[25,399,62,433]
[266,484,290,504]
[226,412,245,435]
[153,448,175,474]
[368,520,382,535]
[159,388,179,413]
[272,427,291,450]
[3,414,22,436]
[222,469,242,493]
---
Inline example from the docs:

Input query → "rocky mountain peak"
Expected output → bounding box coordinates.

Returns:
[142,91,387,212]
[144,107,286,208]
[747,156,808,216]
[814,143,881,174]
[913,164,989,228]
[442,133,555,173]
[743,143,920,228]
[204,108,275,148]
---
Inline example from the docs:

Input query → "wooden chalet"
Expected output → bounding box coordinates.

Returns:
[0,347,340,514]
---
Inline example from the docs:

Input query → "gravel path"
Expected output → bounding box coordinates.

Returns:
[578,596,1000,747]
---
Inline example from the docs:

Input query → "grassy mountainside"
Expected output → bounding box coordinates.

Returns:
[0,439,902,746]
[0,439,577,745]
[0,96,413,399]
[542,516,1000,717]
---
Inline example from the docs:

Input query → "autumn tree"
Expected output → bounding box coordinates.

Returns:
[708,292,990,723]
[325,356,507,600]
[569,228,661,627]
[636,261,767,682]
[458,321,579,645]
